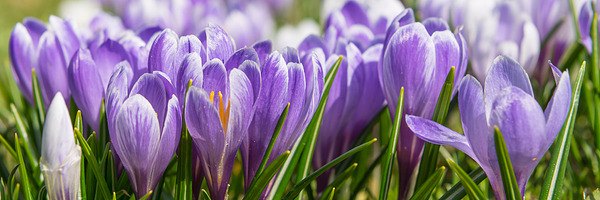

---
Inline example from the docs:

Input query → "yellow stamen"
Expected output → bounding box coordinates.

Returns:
[217,92,230,133]
[209,91,215,103]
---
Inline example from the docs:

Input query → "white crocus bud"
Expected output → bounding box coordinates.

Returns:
[40,93,81,199]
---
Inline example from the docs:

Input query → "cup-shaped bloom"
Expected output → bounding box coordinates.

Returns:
[185,68,254,199]
[406,56,572,199]
[242,45,324,189]
[40,92,82,200]
[10,16,82,105]
[106,63,182,197]
[378,10,467,198]
[68,39,131,131]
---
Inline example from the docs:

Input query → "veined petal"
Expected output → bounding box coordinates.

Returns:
[431,30,460,100]
[48,16,81,60]
[484,56,534,117]
[42,93,77,168]
[406,115,476,159]
[202,59,229,103]
[154,95,181,177]
[422,18,450,35]
[200,25,235,62]
[107,61,133,134]
[458,76,492,166]
[488,86,546,193]
[238,60,261,103]
[38,31,70,107]
[91,39,129,88]
[176,53,203,101]
[130,73,168,126]
[113,95,162,196]
[226,69,254,150]
[225,47,259,71]
[543,65,571,150]
[148,29,178,80]
[9,23,37,102]
[68,49,104,131]
[253,40,272,65]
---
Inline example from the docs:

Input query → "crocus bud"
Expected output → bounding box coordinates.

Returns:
[40,92,82,200]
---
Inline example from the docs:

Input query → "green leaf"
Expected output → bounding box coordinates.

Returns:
[245,104,289,197]
[31,69,45,129]
[14,134,34,200]
[201,189,211,200]
[325,188,335,200]
[296,56,344,186]
[540,62,586,199]
[443,158,486,200]
[0,133,16,159]
[74,128,111,199]
[409,166,446,200]
[176,80,193,200]
[416,67,455,187]
[269,56,343,200]
[11,104,38,169]
[282,138,378,199]
[320,163,357,199]
[255,103,290,181]
[139,191,153,200]
[244,151,291,200]
[350,148,385,197]
[493,127,521,200]
[379,87,405,200]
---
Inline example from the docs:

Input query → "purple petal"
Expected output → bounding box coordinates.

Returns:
[380,23,436,117]
[253,40,272,64]
[340,0,370,27]
[281,47,300,64]
[275,62,306,154]
[22,18,47,44]
[91,39,129,88]
[406,115,476,158]
[68,49,104,131]
[48,16,81,61]
[488,86,546,194]
[154,95,181,179]
[383,8,415,49]
[238,60,261,102]
[298,35,326,57]
[226,69,255,149]
[9,23,36,102]
[129,73,168,127]
[113,95,161,196]
[225,47,259,71]
[422,18,450,35]
[148,29,179,80]
[176,53,203,101]
[200,25,235,62]
[543,66,571,150]
[202,59,229,102]
[107,62,134,136]
[38,31,70,107]
[484,56,534,115]
[579,1,593,52]
[430,30,460,99]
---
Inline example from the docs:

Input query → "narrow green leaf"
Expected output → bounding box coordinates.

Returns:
[139,191,153,200]
[80,143,87,200]
[283,138,378,199]
[31,69,45,128]
[540,62,586,199]
[74,128,111,199]
[409,166,446,200]
[11,184,19,200]
[320,163,357,199]
[591,12,600,148]
[267,133,306,200]
[494,127,521,200]
[326,188,335,200]
[380,87,405,200]
[416,67,455,187]
[443,158,486,200]
[296,56,344,187]
[97,100,109,154]
[0,133,17,159]
[11,104,38,168]
[255,103,290,180]
[244,151,291,200]
[14,134,33,200]
[350,147,385,197]
[201,189,211,200]
[75,111,83,133]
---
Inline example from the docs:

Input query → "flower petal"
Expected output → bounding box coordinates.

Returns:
[68,49,104,131]
[148,29,178,80]
[200,25,235,62]
[406,115,476,158]
[202,59,229,102]
[176,53,203,101]
[484,56,534,116]
[238,60,261,102]
[130,73,168,126]
[544,66,571,150]
[9,23,36,102]
[225,47,259,71]
[91,39,129,88]
[422,18,450,35]
[253,40,272,64]
[38,31,70,107]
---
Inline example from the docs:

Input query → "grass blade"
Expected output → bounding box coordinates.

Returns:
[14,133,34,200]
[296,56,343,185]
[31,69,45,129]
[409,166,446,200]
[74,128,111,199]
[379,87,405,200]
[540,62,587,199]
[416,67,455,187]
[320,163,357,199]
[283,138,378,199]
[494,127,521,200]
[443,158,486,200]
[267,134,306,200]
[244,151,291,200]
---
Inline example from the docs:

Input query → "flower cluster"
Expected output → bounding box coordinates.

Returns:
[3,0,586,199]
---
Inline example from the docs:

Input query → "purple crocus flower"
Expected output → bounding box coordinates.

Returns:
[378,9,467,198]
[106,63,182,197]
[406,56,572,199]
[9,16,82,106]
[40,92,82,200]
[298,0,391,190]
[241,43,324,191]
